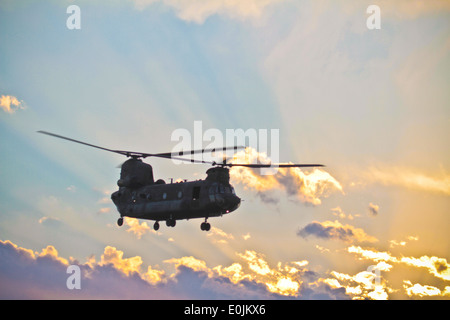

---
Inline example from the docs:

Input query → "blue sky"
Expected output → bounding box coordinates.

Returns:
[1,0,449,299]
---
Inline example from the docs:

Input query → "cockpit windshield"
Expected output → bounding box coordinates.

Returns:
[209,183,235,195]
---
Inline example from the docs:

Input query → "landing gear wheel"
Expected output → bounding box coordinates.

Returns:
[166,219,176,227]
[153,221,160,231]
[117,217,123,227]
[200,222,211,231]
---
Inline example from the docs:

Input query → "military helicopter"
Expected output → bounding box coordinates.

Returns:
[38,131,324,231]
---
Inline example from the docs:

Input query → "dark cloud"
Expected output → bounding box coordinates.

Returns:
[368,203,379,216]
[256,191,279,205]
[298,221,353,241]
[0,240,349,300]
[297,221,378,243]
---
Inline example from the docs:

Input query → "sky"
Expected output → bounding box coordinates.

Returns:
[0,0,449,300]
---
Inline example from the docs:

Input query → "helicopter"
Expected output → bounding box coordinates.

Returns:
[38,131,324,231]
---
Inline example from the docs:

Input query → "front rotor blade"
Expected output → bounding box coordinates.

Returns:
[167,155,216,165]
[227,163,325,168]
[37,131,148,158]
[154,146,245,159]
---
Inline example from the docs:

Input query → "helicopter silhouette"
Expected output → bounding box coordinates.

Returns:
[38,131,324,231]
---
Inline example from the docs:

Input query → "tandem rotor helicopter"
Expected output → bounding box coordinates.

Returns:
[38,131,324,232]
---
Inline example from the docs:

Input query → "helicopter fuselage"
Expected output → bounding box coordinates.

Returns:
[37,130,322,232]
[110,159,241,230]
[111,179,241,222]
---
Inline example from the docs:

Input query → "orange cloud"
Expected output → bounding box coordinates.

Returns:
[325,262,392,300]
[2,239,448,299]
[0,95,26,114]
[362,166,450,195]
[99,246,143,276]
[230,148,343,205]
[38,245,69,266]
[214,250,307,297]
[164,256,210,274]
[124,217,152,239]
[403,280,450,298]
[207,226,235,244]
[348,245,450,282]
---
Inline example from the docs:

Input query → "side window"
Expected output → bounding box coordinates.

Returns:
[192,186,201,200]
[209,184,216,202]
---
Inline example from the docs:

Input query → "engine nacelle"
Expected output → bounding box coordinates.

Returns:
[117,158,154,188]
[206,166,230,184]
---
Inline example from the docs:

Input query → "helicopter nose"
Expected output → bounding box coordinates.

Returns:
[224,194,241,213]
[234,195,241,209]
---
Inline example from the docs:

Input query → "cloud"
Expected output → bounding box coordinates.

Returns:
[99,246,144,276]
[2,239,448,300]
[0,95,26,114]
[132,0,283,23]
[298,220,378,244]
[38,216,62,227]
[400,256,450,282]
[403,281,450,298]
[214,250,310,297]
[325,262,392,300]
[330,206,356,220]
[363,166,450,196]
[373,0,450,20]
[348,245,450,282]
[97,207,111,214]
[124,217,152,239]
[207,226,235,244]
[165,256,210,274]
[389,236,418,248]
[230,148,343,205]
[66,185,77,192]
[368,202,379,216]
[0,239,346,299]
[325,243,450,299]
